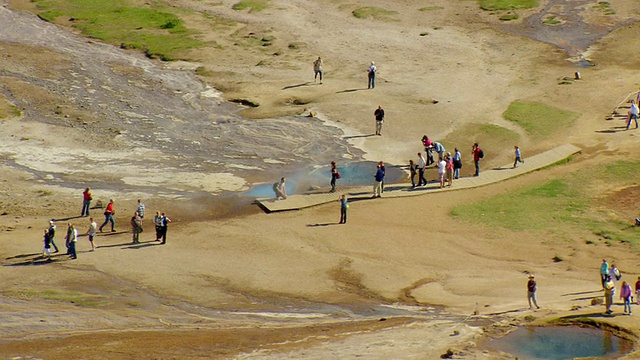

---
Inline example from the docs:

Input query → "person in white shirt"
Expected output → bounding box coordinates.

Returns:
[367,61,377,89]
[627,100,639,130]
[438,158,447,188]
[417,153,428,186]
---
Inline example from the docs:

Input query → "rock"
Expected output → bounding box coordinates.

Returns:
[591,297,603,305]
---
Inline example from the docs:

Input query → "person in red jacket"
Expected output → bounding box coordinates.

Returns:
[99,199,116,232]
[472,143,482,177]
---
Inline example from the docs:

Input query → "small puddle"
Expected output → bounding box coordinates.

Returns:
[486,326,633,360]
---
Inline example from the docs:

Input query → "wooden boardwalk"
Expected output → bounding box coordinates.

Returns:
[256,144,581,213]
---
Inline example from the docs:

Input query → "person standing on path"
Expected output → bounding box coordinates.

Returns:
[47,220,59,253]
[627,100,639,130]
[339,194,348,224]
[274,177,287,200]
[453,148,462,179]
[313,56,323,84]
[378,161,386,193]
[330,161,339,193]
[81,187,92,217]
[65,223,73,255]
[99,199,116,233]
[472,143,482,177]
[446,153,454,187]
[527,275,540,310]
[154,211,163,241]
[86,217,97,251]
[513,146,524,168]
[373,164,384,198]
[159,212,171,245]
[601,259,610,289]
[421,136,435,166]
[621,281,633,315]
[635,276,640,305]
[432,142,445,162]
[409,159,417,188]
[604,275,615,314]
[131,211,142,244]
[417,152,428,186]
[67,223,78,260]
[136,199,146,225]
[437,156,446,188]
[367,61,377,89]
[374,106,385,136]
[42,229,52,259]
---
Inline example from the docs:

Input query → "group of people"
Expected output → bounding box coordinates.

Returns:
[311,57,376,90]
[41,194,173,260]
[600,258,639,315]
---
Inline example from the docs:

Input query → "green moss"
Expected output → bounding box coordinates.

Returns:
[352,6,398,21]
[503,101,579,139]
[442,123,520,153]
[31,0,203,61]
[0,96,21,119]
[478,0,539,11]
[499,13,519,21]
[418,6,444,11]
[232,0,269,13]
[543,15,561,25]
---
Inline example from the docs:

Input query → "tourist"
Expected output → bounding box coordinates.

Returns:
[42,229,51,259]
[313,56,323,83]
[600,259,610,289]
[620,281,632,315]
[136,199,146,225]
[432,141,445,161]
[417,152,427,186]
[131,211,142,244]
[99,199,116,233]
[635,276,640,305]
[367,61,376,89]
[627,100,639,130]
[374,105,384,136]
[339,194,348,224]
[604,275,615,315]
[513,146,524,168]
[378,161,386,192]
[446,152,454,187]
[67,223,78,260]
[373,164,384,198]
[274,177,287,200]
[330,161,339,193]
[409,159,417,188]
[453,148,462,179]
[159,212,171,245]
[472,143,482,176]
[437,156,446,188]
[47,220,59,253]
[81,187,92,217]
[527,275,540,310]
[609,264,621,287]
[421,135,434,165]
[65,223,73,255]
[154,211,163,241]
[86,217,97,251]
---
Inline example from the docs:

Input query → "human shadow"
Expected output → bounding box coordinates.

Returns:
[96,239,156,249]
[53,215,86,222]
[307,223,340,227]
[562,289,603,296]
[343,134,375,139]
[5,252,41,260]
[559,311,616,319]
[596,126,630,134]
[336,88,366,94]
[4,253,68,266]
[125,241,161,249]
[282,82,312,90]
[98,230,128,236]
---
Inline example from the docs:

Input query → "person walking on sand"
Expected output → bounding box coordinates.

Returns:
[65,223,73,255]
[81,187,92,217]
[513,146,524,168]
[634,276,640,305]
[527,275,540,310]
[601,259,610,289]
[48,220,59,253]
[417,152,428,186]
[367,61,377,89]
[409,159,417,188]
[67,223,78,260]
[313,56,323,84]
[136,199,146,225]
[131,211,142,244]
[627,100,639,130]
[159,212,171,245]
[604,275,615,314]
[374,106,385,136]
[609,264,621,288]
[437,156,446,188]
[373,164,384,198]
[99,199,116,233]
[621,281,633,315]
[42,229,52,259]
[339,194,348,224]
[273,177,287,200]
[154,211,163,241]
[330,161,340,193]
[453,148,462,179]
[86,217,97,251]
[472,143,482,177]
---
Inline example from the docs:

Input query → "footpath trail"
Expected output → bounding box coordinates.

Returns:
[257,144,581,212]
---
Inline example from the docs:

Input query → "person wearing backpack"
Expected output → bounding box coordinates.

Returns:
[472,143,483,176]
[330,161,340,193]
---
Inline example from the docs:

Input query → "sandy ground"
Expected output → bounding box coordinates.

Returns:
[1,0,640,358]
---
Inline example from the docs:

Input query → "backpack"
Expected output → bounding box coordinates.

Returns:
[478,149,484,159]
[336,171,341,179]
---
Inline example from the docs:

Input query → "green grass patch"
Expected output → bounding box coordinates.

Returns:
[3,289,108,307]
[543,15,561,25]
[352,7,398,21]
[232,0,269,13]
[442,123,520,153]
[499,13,519,21]
[503,101,579,139]
[419,6,444,11]
[451,161,640,247]
[478,0,538,11]
[31,0,203,61]
[0,96,21,119]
